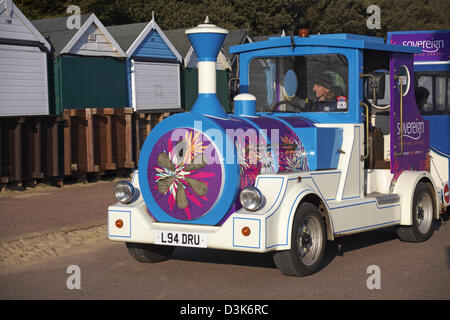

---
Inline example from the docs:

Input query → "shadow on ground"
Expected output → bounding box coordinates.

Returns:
[169,226,402,271]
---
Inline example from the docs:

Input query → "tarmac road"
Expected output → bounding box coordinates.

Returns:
[0,180,449,300]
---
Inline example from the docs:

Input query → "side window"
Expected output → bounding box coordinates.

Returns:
[416,75,433,113]
[249,54,349,113]
[436,75,446,112]
[448,73,450,112]
[415,71,449,115]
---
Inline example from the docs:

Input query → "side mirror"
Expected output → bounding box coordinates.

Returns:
[362,72,386,101]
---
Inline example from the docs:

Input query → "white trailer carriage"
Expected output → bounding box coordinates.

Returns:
[108,22,449,276]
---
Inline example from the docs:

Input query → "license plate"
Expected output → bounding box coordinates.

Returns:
[154,230,207,248]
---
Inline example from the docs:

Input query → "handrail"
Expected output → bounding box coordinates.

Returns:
[394,75,404,157]
[360,102,370,161]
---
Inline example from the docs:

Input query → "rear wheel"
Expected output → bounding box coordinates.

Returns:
[273,203,327,276]
[126,242,175,263]
[397,182,436,242]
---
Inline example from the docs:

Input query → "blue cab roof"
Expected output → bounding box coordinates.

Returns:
[229,33,422,54]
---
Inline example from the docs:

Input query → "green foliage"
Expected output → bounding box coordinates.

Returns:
[16,0,450,37]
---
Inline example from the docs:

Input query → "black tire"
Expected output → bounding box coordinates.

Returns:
[397,182,436,242]
[273,202,327,276]
[125,242,175,263]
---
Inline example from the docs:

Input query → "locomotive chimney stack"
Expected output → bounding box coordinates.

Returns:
[186,17,229,118]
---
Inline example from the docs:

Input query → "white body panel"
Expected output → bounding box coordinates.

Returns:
[365,169,393,194]
[429,149,449,188]
[315,123,364,201]
[131,60,181,111]
[108,168,402,252]
[108,120,445,252]
[0,44,49,116]
[340,125,363,200]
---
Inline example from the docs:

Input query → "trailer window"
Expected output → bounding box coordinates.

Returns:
[415,71,449,115]
[249,54,348,113]
[416,75,433,113]
[436,75,447,112]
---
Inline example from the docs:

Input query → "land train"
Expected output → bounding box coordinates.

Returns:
[107,22,449,276]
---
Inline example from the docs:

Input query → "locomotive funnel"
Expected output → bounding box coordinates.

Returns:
[186,18,229,118]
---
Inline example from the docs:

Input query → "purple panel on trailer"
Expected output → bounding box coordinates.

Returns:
[389,53,430,181]
[389,32,450,63]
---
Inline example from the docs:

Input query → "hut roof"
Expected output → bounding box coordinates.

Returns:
[106,22,147,53]
[31,14,91,56]
[32,13,126,58]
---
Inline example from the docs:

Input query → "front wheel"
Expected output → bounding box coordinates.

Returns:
[126,242,175,263]
[397,182,436,242]
[273,203,327,276]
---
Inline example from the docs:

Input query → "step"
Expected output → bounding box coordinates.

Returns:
[366,192,400,206]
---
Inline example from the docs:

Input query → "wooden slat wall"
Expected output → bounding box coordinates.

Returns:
[0,116,59,187]
[0,110,175,189]
[63,108,135,177]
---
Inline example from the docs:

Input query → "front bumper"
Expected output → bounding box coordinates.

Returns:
[108,200,268,253]
[107,172,303,253]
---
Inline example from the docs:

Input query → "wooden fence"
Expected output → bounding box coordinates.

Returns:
[0,116,60,189]
[0,110,173,190]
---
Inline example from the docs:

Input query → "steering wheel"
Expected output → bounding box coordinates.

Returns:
[270,100,304,112]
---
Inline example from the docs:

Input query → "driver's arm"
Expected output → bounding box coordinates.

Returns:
[290,95,306,108]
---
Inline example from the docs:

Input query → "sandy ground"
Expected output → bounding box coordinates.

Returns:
[0,224,107,272]
[0,177,124,272]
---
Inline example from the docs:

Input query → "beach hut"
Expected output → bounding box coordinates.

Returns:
[32,13,128,114]
[0,0,51,116]
[0,0,58,188]
[33,13,133,177]
[107,16,183,162]
[107,14,183,112]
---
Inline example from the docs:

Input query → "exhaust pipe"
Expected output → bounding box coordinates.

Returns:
[186,17,229,118]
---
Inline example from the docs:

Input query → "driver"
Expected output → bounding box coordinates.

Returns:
[313,72,336,102]
[311,72,338,111]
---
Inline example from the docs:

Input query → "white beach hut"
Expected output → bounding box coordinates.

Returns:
[0,0,51,116]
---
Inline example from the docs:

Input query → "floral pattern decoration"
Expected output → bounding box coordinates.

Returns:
[153,130,217,220]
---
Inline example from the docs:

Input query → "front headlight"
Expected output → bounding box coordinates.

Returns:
[114,180,135,204]
[239,186,263,211]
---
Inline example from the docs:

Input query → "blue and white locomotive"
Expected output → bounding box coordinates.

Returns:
[108,21,449,276]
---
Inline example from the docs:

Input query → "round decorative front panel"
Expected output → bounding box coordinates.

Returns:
[147,128,224,221]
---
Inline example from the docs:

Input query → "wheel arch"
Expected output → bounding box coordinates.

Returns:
[274,184,334,251]
[417,176,439,219]
[393,171,439,225]
[298,193,334,241]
